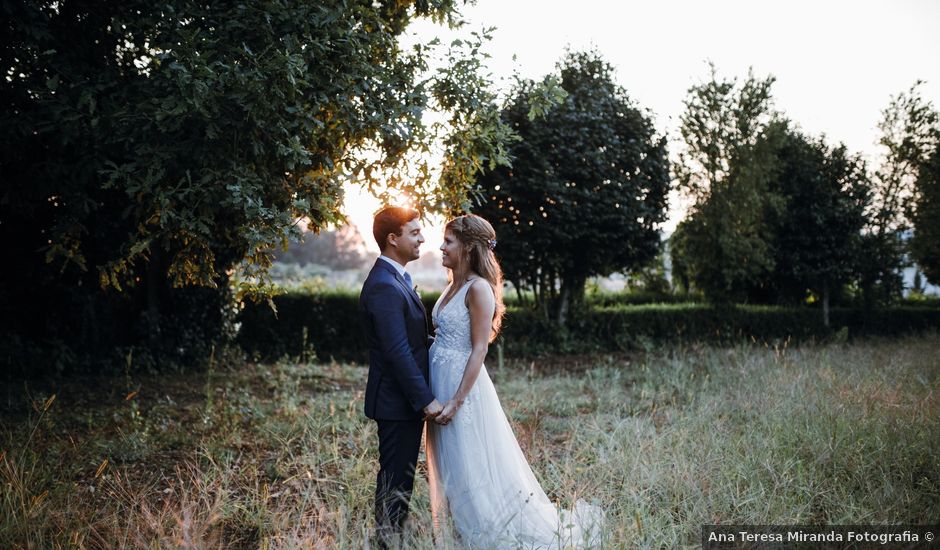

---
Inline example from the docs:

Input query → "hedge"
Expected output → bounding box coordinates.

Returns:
[236,291,940,362]
[501,303,940,354]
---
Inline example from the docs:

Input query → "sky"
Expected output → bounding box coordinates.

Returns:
[344,0,940,252]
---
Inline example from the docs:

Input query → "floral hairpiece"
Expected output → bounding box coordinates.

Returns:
[487,238,497,251]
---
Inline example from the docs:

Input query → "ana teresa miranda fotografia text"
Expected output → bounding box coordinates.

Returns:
[708,530,923,544]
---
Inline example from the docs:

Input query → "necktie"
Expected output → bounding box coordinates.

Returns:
[403,271,424,312]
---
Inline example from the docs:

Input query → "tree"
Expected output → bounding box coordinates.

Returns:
[626,251,672,297]
[0,1,518,374]
[474,50,671,325]
[861,82,939,304]
[672,65,781,304]
[886,83,940,286]
[911,143,940,283]
[765,124,871,325]
[667,225,694,296]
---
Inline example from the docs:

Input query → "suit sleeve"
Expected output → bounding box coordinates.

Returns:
[367,282,435,412]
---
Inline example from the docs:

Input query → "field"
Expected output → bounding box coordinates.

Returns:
[2,335,938,548]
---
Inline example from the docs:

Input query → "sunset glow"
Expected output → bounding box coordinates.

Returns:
[342,183,446,254]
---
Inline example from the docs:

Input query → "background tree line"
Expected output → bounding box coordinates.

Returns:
[274,225,371,272]
[2,1,937,377]
[474,55,938,329]
[669,72,939,324]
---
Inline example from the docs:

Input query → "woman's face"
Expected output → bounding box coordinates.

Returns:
[440,229,465,270]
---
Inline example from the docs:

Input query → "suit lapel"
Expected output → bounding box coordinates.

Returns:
[373,258,425,313]
[395,272,426,313]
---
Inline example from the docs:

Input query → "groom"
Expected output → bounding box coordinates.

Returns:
[359,206,443,544]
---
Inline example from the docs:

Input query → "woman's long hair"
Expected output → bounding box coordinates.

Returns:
[445,214,505,341]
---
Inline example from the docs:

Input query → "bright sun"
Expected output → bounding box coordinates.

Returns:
[342,182,445,254]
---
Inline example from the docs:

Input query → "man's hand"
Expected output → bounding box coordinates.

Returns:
[435,399,460,425]
[422,399,443,422]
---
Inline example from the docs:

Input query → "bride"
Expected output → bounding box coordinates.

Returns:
[426,214,603,549]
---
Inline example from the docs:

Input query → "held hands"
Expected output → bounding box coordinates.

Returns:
[434,399,462,425]
[423,399,444,422]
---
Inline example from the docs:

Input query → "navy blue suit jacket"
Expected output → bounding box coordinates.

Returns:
[359,258,435,421]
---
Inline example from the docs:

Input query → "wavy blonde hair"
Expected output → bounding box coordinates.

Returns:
[445,214,505,341]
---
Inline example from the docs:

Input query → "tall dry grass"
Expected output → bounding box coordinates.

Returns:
[1,335,938,548]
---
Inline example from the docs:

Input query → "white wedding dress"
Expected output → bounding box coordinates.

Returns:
[426,280,603,549]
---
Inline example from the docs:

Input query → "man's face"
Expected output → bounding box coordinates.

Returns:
[390,218,424,263]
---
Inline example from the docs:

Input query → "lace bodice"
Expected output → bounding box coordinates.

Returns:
[429,279,481,427]
[431,279,476,354]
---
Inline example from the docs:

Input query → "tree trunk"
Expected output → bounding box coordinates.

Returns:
[145,249,163,345]
[556,284,570,327]
[822,279,830,328]
[555,274,586,328]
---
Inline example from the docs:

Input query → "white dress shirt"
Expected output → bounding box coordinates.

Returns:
[379,255,408,278]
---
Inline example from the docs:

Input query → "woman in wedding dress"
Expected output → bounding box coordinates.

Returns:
[426,214,603,549]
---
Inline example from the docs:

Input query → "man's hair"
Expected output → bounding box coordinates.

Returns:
[373,206,420,252]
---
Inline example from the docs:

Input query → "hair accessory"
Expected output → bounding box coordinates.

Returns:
[487,238,497,251]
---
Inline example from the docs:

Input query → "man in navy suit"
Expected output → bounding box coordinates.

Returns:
[359,206,443,544]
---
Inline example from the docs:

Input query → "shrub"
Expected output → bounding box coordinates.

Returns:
[237,291,940,361]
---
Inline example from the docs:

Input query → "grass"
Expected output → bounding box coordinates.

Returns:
[1,335,938,548]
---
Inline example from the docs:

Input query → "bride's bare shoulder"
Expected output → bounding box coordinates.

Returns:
[465,277,495,306]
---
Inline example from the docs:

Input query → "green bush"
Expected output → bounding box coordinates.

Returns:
[3,285,236,379]
[237,291,940,361]
[238,289,365,362]
[501,304,940,355]
[583,291,703,307]
[901,294,940,308]
[502,290,703,308]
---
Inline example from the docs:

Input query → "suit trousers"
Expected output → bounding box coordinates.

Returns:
[374,418,424,539]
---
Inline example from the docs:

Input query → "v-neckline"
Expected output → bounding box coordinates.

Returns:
[438,278,475,315]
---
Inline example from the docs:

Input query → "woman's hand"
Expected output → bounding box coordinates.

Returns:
[422,398,444,422]
[435,399,462,425]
